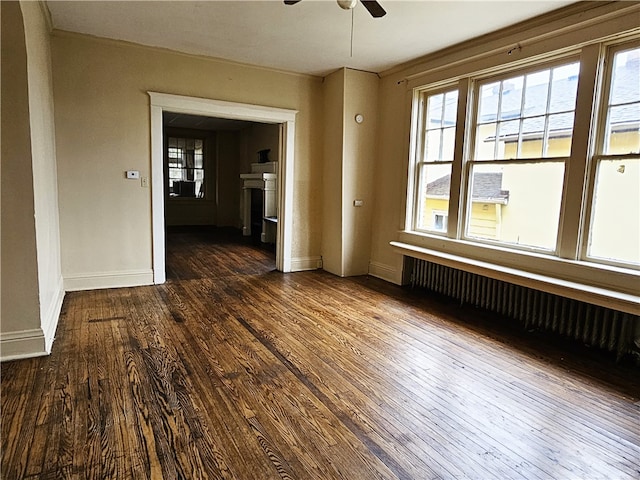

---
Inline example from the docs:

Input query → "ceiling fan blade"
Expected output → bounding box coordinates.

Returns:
[360,0,386,18]
[284,0,302,5]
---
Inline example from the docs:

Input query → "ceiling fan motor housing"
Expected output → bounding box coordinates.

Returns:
[337,0,358,10]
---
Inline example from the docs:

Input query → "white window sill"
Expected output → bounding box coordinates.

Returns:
[391,233,640,316]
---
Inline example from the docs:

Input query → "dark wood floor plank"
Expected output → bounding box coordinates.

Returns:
[2,227,639,480]
[160,280,399,480]
[272,276,636,478]
[233,281,531,479]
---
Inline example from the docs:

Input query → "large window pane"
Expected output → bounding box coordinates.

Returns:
[415,88,458,232]
[416,163,452,232]
[523,70,550,117]
[474,61,579,161]
[499,75,524,120]
[546,112,574,157]
[588,158,640,265]
[605,105,640,154]
[603,47,640,155]
[466,162,564,251]
[475,123,497,160]
[425,90,458,161]
[548,63,579,113]
[610,47,640,106]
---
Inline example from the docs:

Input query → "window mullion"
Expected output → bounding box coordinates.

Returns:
[494,84,504,159]
[411,96,428,229]
[448,78,471,239]
[557,43,603,259]
[516,76,528,158]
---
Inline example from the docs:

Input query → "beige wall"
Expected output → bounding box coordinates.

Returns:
[369,73,410,281]
[1,1,41,336]
[217,131,242,228]
[342,69,378,276]
[322,68,345,275]
[242,123,280,168]
[1,1,64,359]
[321,68,379,277]
[239,123,280,227]
[52,32,324,286]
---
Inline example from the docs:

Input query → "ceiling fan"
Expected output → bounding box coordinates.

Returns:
[284,0,386,18]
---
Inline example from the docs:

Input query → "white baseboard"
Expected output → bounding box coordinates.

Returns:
[42,277,65,353]
[368,261,402,285]
[290,256,322,272]
[64,269,154,291]
[0,277,65,361]
[0,329,48,362]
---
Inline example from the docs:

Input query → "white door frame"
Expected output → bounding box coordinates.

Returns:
[149,92,297,283]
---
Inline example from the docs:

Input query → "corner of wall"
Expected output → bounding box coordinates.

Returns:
[368,260,403,285]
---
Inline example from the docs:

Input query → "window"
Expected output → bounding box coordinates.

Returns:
[406,38,640,272]
[467,60,579,251]
[167,136,205,198]
[433,212,448,232]
[586,44,640,266]
[413,88,458,233]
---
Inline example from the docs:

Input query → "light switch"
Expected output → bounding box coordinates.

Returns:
[353,199,364,207]
[126,170,140,179]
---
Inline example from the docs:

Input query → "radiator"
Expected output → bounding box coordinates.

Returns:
[409,259,639,361]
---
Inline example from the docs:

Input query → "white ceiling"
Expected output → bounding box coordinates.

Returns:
[46,0,577,77]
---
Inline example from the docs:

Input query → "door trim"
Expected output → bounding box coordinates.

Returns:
[149,92,297,283]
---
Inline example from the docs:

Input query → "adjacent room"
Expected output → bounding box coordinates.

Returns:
[2,1,639,478]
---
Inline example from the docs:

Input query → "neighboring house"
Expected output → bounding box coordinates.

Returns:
[423,173,509,239]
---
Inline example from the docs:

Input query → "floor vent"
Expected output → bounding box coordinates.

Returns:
[410,258,639,361]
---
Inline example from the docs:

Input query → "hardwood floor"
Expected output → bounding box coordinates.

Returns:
[2,227,639,479]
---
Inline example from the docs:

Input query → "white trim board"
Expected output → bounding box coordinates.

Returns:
[368,261,402,285]
[64,269,154,291]
[290,256,323,272]
[148,92,298,282]
[0,329,48,362]
[391,241,640,316]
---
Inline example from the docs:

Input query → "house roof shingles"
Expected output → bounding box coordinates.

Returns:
[427,172,509,203]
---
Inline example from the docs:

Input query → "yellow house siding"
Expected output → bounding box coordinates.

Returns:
[468,203,499,239]
[421,197,448,231]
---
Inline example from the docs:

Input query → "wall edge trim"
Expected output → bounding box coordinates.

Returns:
[290,256,323,272]
[0,328,47,362]
[368,261,402,285]
[64,269,154,292]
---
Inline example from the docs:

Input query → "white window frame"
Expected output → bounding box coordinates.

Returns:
[461,56,580,254]
[411,85,459,235]
[399,33,640,312]
[581,40,640,268]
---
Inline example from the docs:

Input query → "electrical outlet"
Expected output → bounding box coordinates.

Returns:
[141,177,149,188]
[126,170,140,179]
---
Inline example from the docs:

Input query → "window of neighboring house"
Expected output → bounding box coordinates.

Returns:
[413,88,458,233]
[585,43,640,266]
[432,212,448,231]
[167,136,205,198]
[466,60,579,251]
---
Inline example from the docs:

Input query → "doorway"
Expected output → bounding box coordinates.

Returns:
[149,92,297,284]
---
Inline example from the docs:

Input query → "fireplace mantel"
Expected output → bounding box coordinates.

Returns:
[241,162,278,243]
